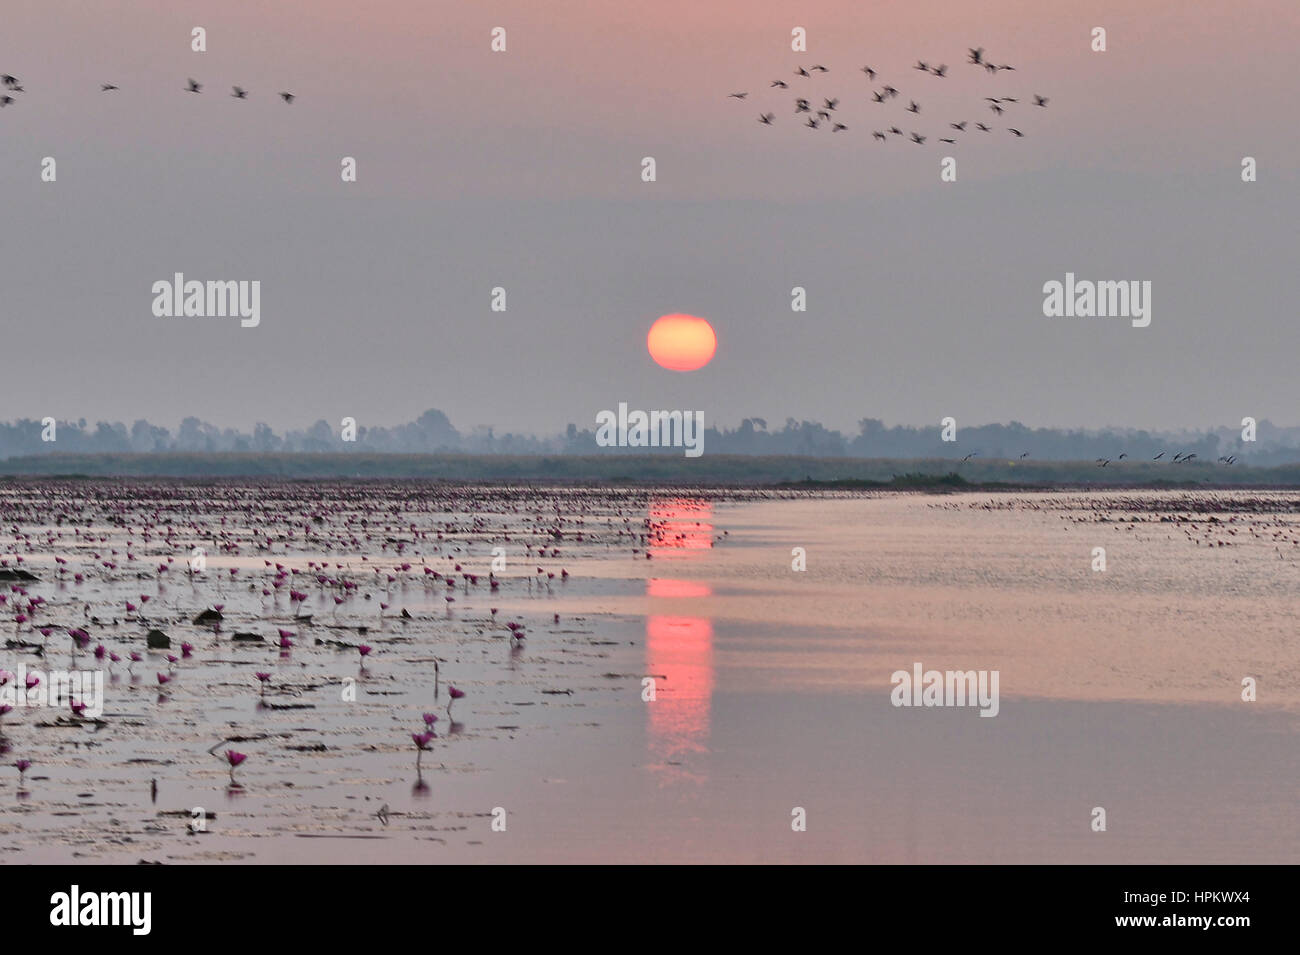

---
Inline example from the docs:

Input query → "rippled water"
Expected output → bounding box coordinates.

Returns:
[1,484,1295,862]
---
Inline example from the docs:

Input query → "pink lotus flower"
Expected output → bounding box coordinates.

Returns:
[225,750,247,783]
[411,731,435,768]
[156,673,170,685]
[358,644,372,658]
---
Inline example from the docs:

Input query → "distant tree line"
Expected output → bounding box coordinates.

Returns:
[2,409,1298,464]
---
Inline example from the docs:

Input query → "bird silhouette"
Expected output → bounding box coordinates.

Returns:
[1153,451,1165,460]
[882,85,898,97]
[728,92,748,99]
[1,75,19,88]
[795,67,811,78]
[907,100,920,113]
[811,64,829,72]
[915,61,929,72]
[889,126,903,135]
[1008,128,1024,136]
[101,83,119,91]
[861,66,877,80]
[0,95,12,107]
[231,86,248,99]
[185,78,202,93]
[795,98,811,113]
[823,97,839,110]
[931,64,948,77]
[872,131,887,141]
[939,137,955,143]
[758,112,775,125]
[968,48,984,65]
[962,452,977,462]
[976,123,991,131]
[872,91,886,103]
[1033,95,1049,107]
[910,132,926,144]
[279,92,295,103]
[950,121,967,131]
[989,104,1004,115]
[1019,452,1029,459]
[832,122,847,132]
[805,117,820,129]
[771,80,789,89]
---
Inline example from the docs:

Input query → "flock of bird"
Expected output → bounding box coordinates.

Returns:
[0,73,296,107]
[730,47,1048,144]
[957,450,1241,467]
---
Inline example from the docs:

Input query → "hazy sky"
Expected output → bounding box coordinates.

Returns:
[1,0,1297,436]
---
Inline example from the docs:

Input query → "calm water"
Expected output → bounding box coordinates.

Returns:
[1,485,1296,863]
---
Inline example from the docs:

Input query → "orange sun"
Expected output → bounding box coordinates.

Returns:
[647,314,717,372]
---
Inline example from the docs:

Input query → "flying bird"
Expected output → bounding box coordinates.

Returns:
[861,66,877,80]
[914,61,929,72]
[872,91,886,103]
[795,98,811,112]
[968,48,984,65]
[805,117,820,129]
[758,112,775,125]
[872,131,887,141]
[989,103,1004,115]
[1,75,18,88]
[728,92,748,99]
[832,122,847,132]
[910,132,926,144]
[976,123,990,131]
[771,80,789,89]
[1153,451,1165,460]
[811,65,829,72]
[0,95,12,107]
[1008,128,1024,136]
[950,121,967,131]
[1033,95,1049,107]
[939,137,955,143]
[279,91,295,103]
[185,78,202,93]
[231,86,248,99]
[101,83,119,91]
[931,64,948,77]
[906,100,920,113]
[882,85,898,97]
[823,97,839,110]
[795,67,811,78]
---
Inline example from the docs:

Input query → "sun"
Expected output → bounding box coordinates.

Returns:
[647,314,717,372]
